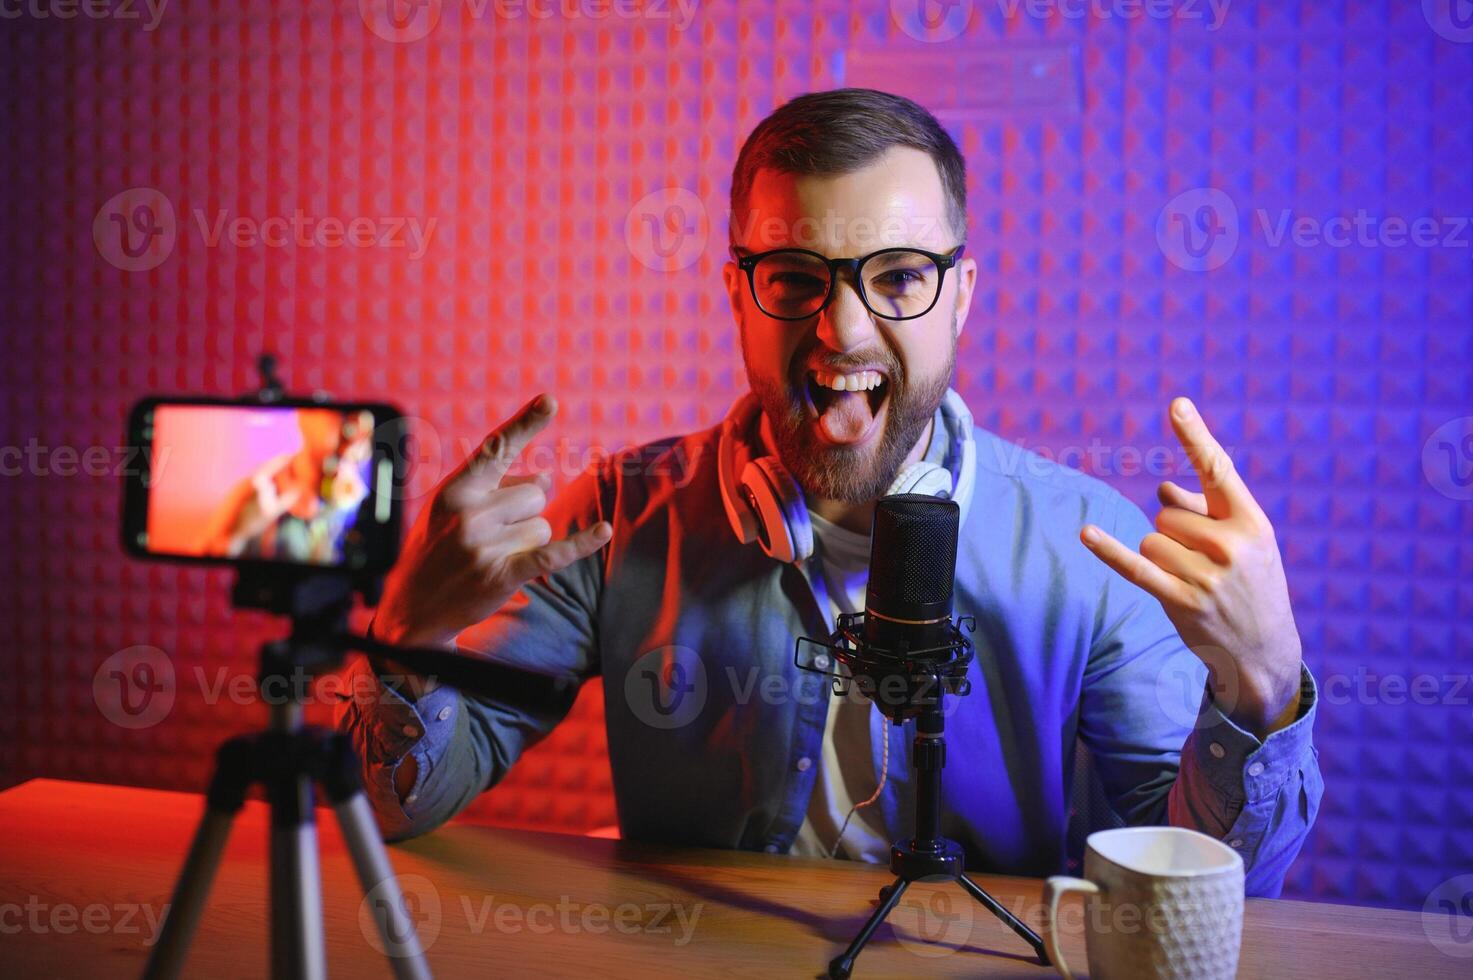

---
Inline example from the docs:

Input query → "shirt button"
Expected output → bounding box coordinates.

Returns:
[764,843,780,853]
[402,724,420,737]
[405,794,418,805]
[1247,762,1265,777]
[796,757,812,772]
[1209,742,1225,759]
[436,706,453,722]
[1229,838,1244,849]
[814,654,832,671]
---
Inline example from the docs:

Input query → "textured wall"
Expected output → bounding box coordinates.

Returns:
[1,0,1470,912]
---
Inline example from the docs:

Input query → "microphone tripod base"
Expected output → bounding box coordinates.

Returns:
[826,837,1049,979]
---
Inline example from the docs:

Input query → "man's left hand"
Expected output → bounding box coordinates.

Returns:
[1080,397,1304,739]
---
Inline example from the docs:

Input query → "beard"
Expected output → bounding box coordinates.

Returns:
[741,318,957,505]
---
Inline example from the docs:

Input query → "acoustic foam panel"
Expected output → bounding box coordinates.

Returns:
[1,1,1469,911]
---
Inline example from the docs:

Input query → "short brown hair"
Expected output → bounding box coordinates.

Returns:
[728,88,968,245]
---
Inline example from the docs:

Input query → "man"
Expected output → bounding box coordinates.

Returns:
[337,89,1320,897]
[199,408,372,564]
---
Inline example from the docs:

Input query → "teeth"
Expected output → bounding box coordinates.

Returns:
[813,370,885,392]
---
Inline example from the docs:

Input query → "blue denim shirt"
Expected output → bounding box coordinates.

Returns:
[336,393,1322,897]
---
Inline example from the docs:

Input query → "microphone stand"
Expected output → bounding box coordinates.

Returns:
[797,616,1049,978]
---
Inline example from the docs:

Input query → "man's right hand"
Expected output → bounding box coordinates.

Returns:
[371,392,613,651]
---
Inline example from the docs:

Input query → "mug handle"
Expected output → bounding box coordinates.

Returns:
[1043,875,1101,980]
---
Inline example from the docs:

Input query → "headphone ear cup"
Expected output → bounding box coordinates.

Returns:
[740,456,812,563]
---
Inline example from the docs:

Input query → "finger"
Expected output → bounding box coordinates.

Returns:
[445,469,551,515]
[1157,480,1209,516]
[458,484,550,541]
[1139,530,1221,591]
[1080,524,1195,608]
[1168,397,1261,521]
[1153,506,1230,563]
[501,471,553,492]
[454,393,557,491]
[485,516,554,558]
[505,521,614,583]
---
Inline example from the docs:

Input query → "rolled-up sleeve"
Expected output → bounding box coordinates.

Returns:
[333,662,489,840]
[333,464,611,840]
[1171,666,1322,896]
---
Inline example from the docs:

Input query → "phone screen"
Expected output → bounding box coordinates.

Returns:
[126,401,398,571]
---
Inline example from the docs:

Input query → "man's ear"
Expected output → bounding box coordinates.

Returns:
[723,258,745,324]
[951,256,977,337]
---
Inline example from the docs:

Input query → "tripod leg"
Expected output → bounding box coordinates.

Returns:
[957,872,1049,966]
[320,730,431,980]
[269,768,327,980]
[828,877,910,980]
[334,792,432,980]
[145,738,255,980]
[143,807,237,979]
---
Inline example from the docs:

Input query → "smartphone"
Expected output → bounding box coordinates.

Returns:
[121,396,404,574]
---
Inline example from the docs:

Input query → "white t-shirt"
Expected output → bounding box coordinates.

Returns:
[788,510,893,862]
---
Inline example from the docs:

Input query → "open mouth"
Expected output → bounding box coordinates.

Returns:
[802,368,890,445]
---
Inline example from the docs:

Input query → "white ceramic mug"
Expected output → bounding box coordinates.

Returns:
[1042,826,1245,980]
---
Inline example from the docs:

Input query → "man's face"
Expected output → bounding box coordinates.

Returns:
[723,146,976,504]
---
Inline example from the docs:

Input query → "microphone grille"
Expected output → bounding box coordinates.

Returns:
[866,493,960,618]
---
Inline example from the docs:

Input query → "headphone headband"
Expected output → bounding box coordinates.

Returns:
[717,392,766,546]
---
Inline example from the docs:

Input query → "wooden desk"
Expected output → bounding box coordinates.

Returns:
[0,779,1461,978]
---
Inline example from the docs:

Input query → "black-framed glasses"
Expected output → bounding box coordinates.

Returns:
[732,244,965,322]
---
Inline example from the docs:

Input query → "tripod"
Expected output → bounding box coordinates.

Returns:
[826,675,1049,978]
[143,573,431,980]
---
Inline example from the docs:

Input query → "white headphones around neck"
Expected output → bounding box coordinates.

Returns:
[717,388,977,563]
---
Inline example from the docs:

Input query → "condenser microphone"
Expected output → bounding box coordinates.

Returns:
[862,493,962,659]
[794,493,975,722]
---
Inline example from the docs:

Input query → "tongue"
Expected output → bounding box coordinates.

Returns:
[818,390,876,444]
